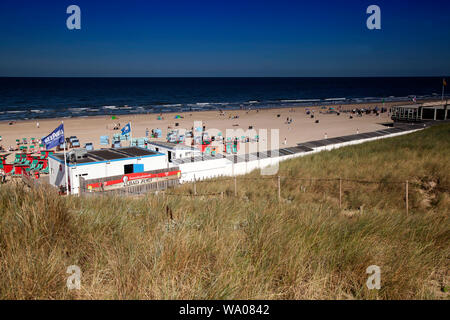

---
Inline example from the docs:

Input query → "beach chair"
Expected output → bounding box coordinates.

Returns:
[84,143,94,151]
[71,139,80,148]
[33,163,43,172]
[14,154,22,164]
[29,160,38,171]
[137,138,145,148]
[232,141,239,153]
[22,138,28,145]
[18,166,30,176]
[225,143,232,154]
[41,166,49,174]
[100,135,109,146]
[56,144,64,151]
[16,139,21,146]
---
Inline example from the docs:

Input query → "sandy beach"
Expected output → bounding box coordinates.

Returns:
[0,101,416,162]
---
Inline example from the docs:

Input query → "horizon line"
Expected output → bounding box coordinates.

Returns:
[0,75,449,79]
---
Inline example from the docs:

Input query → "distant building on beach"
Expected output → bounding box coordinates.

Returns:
[48,147,173,195]
[391,100,449,122]
[146,141,202,163]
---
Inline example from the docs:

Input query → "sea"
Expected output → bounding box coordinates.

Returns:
[0,77,447,121]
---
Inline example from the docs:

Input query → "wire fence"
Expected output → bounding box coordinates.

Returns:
[74,174,449,215]
[158,175,449,215]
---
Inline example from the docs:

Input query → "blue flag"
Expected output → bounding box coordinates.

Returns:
[121,123,131,135]
[42,124,65,150]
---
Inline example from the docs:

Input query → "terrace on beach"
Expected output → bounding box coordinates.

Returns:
[391,100,449,122]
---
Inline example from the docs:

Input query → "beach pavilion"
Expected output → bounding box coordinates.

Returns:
[390,100,449,122]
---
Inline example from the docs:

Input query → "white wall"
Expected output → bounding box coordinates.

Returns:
[48,156,66,188]
[179,158,233,182]
[176,129,422,183]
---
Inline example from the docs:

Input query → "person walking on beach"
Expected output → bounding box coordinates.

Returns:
[36,121,39,128]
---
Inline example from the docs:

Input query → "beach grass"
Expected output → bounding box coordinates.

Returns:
[0,124,448,299]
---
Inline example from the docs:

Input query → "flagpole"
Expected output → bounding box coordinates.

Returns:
[130,121,133,147]
[62,121,69,195]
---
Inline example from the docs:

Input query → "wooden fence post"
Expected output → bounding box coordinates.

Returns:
[194,175,197,195]
[278,176,281,201]
[234,176,237,197]
[405,180,409,215]
[339,177,342,209]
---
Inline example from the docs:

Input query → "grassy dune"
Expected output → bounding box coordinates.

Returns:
[0,124,449,299]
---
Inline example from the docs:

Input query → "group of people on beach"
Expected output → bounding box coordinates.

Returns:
[112,123,121,130]
[285,117,294,124]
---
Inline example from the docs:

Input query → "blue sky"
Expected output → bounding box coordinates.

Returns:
[0,0,449,77]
